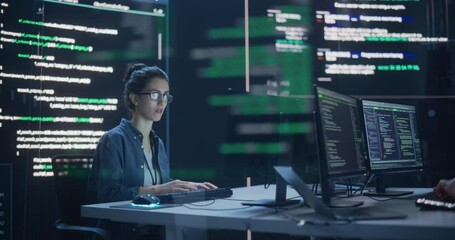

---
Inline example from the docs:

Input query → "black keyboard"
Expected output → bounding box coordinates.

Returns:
[156,187,233,204]
[415,197,455,211]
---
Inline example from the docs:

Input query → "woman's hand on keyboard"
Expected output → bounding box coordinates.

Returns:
[140,180,218,195]
[188,181,218,190]
[140,180,199,195]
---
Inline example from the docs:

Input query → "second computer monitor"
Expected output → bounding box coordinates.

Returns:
[361,100,423,196]
[362,100,423,172]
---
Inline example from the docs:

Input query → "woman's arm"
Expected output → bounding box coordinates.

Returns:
[90,135,141,202]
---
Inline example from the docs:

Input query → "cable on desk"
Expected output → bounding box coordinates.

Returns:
[341,178,355,197]
[312,183,318,195]
[182,204,253,211]
[332,174,375,198]
[254,172,274,189]
[288,195,302,200]
[352,174,375,196]
[276,202,308,211]
[366,195,394,202]
[221,198,256,202]
[221,195,301,203]
[187,200,216,207]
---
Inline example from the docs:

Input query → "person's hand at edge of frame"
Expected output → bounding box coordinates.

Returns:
[433,178,455,201]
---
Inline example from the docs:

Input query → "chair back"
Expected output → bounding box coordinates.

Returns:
[52,154,94,226]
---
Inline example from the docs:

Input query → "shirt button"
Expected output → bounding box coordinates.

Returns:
[141,145,144,148]
[141,165,144,168]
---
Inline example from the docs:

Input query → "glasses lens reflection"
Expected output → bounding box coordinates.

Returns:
[147,92,173,103]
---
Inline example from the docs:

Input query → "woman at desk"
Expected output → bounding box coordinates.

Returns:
[87,63,216,239]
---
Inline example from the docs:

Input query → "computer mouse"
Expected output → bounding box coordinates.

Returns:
[132,193,160,205]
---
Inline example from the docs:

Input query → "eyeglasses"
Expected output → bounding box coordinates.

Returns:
[138,91,173,103]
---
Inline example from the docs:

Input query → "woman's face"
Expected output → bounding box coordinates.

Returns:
[134,77,170,122]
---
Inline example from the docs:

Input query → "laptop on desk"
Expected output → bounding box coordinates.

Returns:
[274,166,407,221]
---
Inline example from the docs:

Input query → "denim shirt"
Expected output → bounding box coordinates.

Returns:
[87,118,171,203]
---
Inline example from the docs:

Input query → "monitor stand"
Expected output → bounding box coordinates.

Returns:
[241,174,300,207]
[363,176,413,197]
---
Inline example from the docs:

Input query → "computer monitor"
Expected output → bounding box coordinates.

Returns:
[314,86,368,207]
[361,100,424,196]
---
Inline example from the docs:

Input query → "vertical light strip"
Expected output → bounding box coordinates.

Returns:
[158,33,162,60]
[247,175,252,240]
[244,0,250,92]
[445,0,449,48]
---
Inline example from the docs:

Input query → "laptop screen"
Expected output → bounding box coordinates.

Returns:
[274,166,407,221]
[274,165,336,219]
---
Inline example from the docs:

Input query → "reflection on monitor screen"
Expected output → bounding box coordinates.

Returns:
[362,100,423,196]
[315,86,366,207]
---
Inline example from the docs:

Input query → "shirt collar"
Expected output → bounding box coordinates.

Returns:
[120,118,158,140]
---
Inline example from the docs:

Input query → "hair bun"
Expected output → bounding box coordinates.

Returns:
[123,63,147,83]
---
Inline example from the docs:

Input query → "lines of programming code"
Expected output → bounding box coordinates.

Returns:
[317,88,366,175]
[362,100,423,170]
[1,1,167,239]
[313,0,448,95]
[196,1,313,97]
[53,155,93,177]
[0,0,167,178]
[180,1,314,179]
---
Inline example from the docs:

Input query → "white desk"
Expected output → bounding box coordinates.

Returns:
[81,185,455,240]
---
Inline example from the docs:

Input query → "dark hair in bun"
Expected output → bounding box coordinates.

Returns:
[123,63,169,110]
